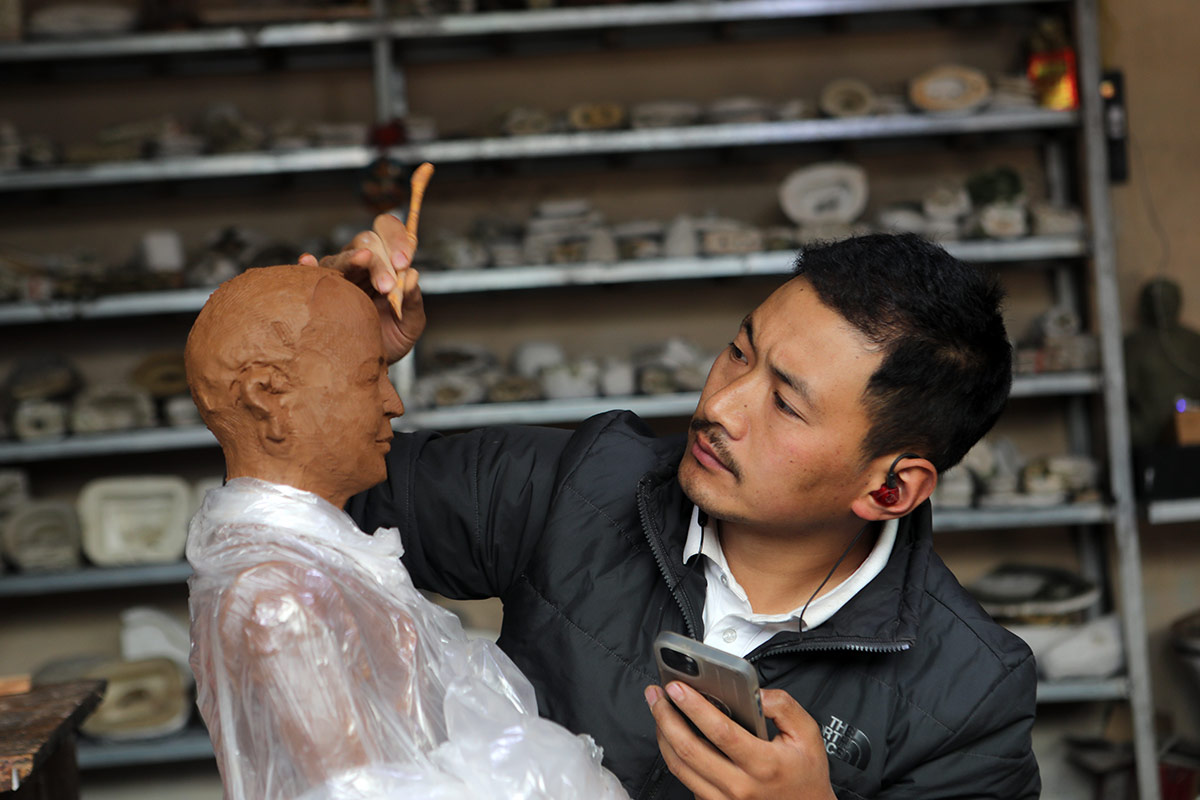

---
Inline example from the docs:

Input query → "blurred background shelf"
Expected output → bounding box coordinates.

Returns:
[0,21,379,62]
[933,502,1112,532]
[0,236,1088,326]
[70,671,1125,771]
[0,499,1113,598]
[0,0,1070,64]
[0,562,193,597]
[0,373,1104,464]
[77,724,214,770]
[1145,498,1200,525]
[1036,677,1129,704]
[396,108,1078,163]
[0,109,1077,193]
[388,0,1071,38]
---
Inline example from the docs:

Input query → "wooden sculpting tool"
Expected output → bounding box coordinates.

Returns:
[387,162,434,321]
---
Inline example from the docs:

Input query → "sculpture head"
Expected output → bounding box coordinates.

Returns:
[185,264,404,508]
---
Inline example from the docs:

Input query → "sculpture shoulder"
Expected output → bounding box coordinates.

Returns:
[217,560,347,652]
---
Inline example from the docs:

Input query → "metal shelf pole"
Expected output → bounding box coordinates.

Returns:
[1074,1,1160,797]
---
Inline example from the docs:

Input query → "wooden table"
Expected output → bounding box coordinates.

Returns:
[0,680,105,799]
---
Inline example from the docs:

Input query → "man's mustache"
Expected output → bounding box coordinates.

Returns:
[689,418,742,480]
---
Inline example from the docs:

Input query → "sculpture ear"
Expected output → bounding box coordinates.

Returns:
[237,365,293,454]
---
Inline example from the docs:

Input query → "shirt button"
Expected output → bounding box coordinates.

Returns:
[722,628,738,644]
[720,573,729,585]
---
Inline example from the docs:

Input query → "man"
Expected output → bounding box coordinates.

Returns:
[318,227,1040,799]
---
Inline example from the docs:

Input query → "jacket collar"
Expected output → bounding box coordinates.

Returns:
[636,462,933,659]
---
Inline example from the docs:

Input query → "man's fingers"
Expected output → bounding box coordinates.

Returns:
[373,212,415,271]
[298,253,319,267]
[661,681,769,772]
[645,686,728,800]
[760,688,820,740]
[400,268,421,304]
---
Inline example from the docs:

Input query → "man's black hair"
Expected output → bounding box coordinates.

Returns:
[792,233,1012,473]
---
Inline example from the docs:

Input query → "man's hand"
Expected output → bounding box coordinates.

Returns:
[645,682,837,800]
[300,211,425,364]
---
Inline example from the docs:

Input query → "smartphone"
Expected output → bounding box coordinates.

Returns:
[653,630,768,739]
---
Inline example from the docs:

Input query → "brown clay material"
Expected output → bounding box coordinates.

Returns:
[185,264,404,509]
[387,162,434,322]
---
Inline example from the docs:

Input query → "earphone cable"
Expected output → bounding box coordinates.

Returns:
[797,520,874,633]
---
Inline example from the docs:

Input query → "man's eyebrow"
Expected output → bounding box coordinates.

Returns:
[742,312,820,413]
[741,314,754,347]
[771,364,818,414]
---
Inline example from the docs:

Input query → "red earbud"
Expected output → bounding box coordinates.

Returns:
[870,452,921,507]
[870,485,900,506]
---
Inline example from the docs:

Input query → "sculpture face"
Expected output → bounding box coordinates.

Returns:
[286,284,404,503]
[186,265,404,508]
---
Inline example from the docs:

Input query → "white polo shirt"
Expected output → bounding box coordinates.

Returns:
[682,507,898,658]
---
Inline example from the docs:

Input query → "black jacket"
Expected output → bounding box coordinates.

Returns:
[348,411,1040,799]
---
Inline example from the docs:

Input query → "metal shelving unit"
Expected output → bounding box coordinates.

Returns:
[395,108,1077,163]
[0,236,1087,325]
[385,0,1069,38]
[77,724,214,770]
[1037,677,1130,704]
[933,502,1111,531]
[0,109,1076,193]
[0,562,193,597]
[1,0,1160,795]
[1072,2,1158,796]
[0,426,217,463]
[0,21,380,62]
[0,0,1068,65]
[0,499,1112,600]
[0,147,373,193]
[1146,498,1200,525]
[69,673,1127,771]
[0,373,1102,464]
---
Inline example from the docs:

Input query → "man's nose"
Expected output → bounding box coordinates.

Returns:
[702,371,753,439]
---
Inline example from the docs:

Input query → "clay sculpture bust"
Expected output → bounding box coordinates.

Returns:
[184,264,626,800]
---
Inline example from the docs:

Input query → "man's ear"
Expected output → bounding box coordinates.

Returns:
[851,455,938,521]
[237,364,293,456]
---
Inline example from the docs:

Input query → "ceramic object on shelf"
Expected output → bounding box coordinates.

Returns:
[2,499,82,572]
[630,100,702,129]
[819,78,876,118]
[12,399,68,441]
[909,64,992,115]
[779,162,868,226]
[120,606,194,686]
[35,655,190,741]
[78,476,190,566]
[70,384,156,435]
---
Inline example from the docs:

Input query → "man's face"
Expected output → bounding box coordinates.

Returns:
[678,277,884,534]
[288,284,404,500]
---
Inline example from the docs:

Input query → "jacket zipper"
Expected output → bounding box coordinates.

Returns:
[637,476,699,640]
[750,640,912,662]
[637,475,698,800]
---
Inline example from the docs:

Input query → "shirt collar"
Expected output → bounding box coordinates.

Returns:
[682,505,899,631]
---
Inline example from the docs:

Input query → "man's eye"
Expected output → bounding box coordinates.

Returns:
[728,343,747,362]
[774,393,800,418]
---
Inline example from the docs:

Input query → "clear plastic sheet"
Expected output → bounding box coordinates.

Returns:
[188,477,629,800]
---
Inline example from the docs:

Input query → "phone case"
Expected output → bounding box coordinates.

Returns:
[653,630,768,739]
